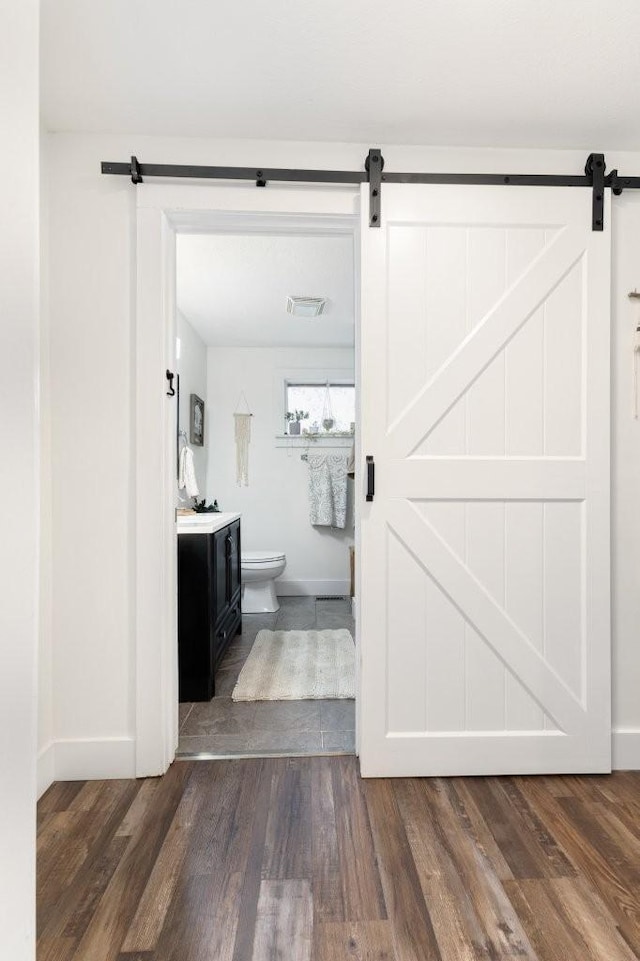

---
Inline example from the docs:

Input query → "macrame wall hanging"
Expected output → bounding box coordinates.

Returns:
[234,392,252,486]
[321,381,335,431]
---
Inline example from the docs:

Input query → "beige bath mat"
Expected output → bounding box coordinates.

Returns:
[232,629,355,701]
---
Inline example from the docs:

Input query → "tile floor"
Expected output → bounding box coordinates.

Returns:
[177,596,356,758]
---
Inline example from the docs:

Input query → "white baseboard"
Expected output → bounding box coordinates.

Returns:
[37,729,638,789]
[276,578,350,597]
[52,737,136,783]
[37,743,55,800]
[613,728,640,770]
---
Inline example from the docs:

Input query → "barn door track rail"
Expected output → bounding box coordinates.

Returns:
[102,149,640,231]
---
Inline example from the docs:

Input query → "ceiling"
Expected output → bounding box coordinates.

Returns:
[176,232,355,347]
[41,1,640,149]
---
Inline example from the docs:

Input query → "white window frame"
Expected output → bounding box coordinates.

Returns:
[284,379,356,437]
[274,367,355,447]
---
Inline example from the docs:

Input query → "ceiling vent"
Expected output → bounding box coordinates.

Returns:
[286,295,327,317]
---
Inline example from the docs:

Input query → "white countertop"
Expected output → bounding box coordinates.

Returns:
[176,511,241,535]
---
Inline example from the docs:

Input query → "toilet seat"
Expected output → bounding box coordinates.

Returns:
[242,550,286,565]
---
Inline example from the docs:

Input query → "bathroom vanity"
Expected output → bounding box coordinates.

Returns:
[177,512,242,701]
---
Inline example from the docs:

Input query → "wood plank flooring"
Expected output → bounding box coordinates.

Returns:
[37,758,640,960]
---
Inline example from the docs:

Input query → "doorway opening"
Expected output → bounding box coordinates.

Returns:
[173,219,358,759]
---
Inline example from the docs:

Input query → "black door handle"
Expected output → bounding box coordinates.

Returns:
[366,455,375,502]
[166,369,176,396]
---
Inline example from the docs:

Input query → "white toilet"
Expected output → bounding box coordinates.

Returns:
[241,550,287,613]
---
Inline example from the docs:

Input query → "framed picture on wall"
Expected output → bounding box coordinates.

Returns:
[190,394,205,446]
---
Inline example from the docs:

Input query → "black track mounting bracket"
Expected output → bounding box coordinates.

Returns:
[366,148,384,227]
[130,155,143,184]
[608,169,624,196]
[585,153,605,231]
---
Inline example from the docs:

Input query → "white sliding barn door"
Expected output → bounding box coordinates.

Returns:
[359,185,611,777]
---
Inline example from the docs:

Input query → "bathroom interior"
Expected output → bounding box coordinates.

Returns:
[174,226,356,758]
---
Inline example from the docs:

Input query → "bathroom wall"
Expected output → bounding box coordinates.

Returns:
[177,310,208,500]
[205,346,355,595]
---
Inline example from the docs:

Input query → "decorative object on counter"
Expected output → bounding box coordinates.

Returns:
[193,499,221,513]
[286,409,308,435]
[190,393,205,446]
[321,381,335,431]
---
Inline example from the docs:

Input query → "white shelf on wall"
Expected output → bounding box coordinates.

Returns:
[275,434,354,449]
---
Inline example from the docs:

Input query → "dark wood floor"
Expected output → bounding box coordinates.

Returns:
[37,757,640,960]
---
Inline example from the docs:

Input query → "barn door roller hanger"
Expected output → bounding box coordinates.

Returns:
[102,149,640,231]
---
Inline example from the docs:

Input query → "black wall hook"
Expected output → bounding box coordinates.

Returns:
[166,370,176,396]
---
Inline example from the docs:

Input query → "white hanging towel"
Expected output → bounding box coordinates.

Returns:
[308,453,348,528]
[178,445,200,498]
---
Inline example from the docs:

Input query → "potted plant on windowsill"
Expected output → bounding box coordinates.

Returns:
[286,410,308,435]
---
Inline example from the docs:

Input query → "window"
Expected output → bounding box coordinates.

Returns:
[285,382,355,435]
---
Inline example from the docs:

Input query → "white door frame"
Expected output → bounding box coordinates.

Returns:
[135,183,360,777]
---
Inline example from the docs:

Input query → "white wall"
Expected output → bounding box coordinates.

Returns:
[45,135,136,782]
[0,1,39,955]
[177,311,208,500]
[610,195,640,767]
[38,121,54,797]
[206,347,354,594]
[42,131,640,776]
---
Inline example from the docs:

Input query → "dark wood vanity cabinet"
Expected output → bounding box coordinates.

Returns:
[178,518,242,701]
